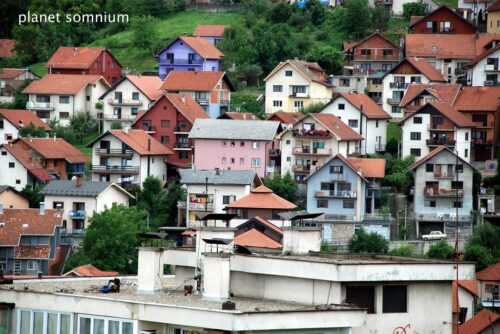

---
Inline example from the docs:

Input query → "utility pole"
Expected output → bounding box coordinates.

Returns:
[204,177,208,212]
[404,204,407,241]
[454,150,460,334]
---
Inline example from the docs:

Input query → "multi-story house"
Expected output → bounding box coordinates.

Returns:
[0,137,88,190]
[344,32,401,74]
[179,169,261,227]
[331,73,368,93]
[159,71,234,118]
[410,146,475,238]
[45,46,123,85]
[409,5,477,34]
[192,25,228,45]
[189,119,280,178]
[459,0,495,22]
[399,102,474,161]
[22,74,110,126]
[87,128,172,188]
[306,154,388,242]
[0,186,29,209]
[41,179,133,239]
[99,75,163,131]
[381,57,447,118]
[320,92,391,154]
[0,68,39,104]
[487,0,500,33]
[156,36,224,79]
[399,83,461,115]
[132,93,208,169]
[264,59,333,114]
[280,113,364,182]
[475,262,500,309]
[466,45,500,86]
[0,207,63,276]
[0,109,51,144]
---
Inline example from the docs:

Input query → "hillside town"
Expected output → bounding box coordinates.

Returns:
[0,0,500,333]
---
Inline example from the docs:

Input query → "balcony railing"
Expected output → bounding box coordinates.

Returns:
[292,165,311,173]
[386,97,401,105]
[174,142,191,149]
[330,173,345,181]
[315,190,357,198]
[174,126,189,133]
[91,165,140,174]
[159,59,204,66]
[484,80,500,86]
[484,64,499,71]
[293,147,332,156]
[426,139,456,146]
[289,92,310,98]
[220,99,230,105]
[292,129,331,138]
[188,202,215,211]
[102,114,136,121]
[411,213,471,221]
[108,98,143,106]
[389,82,410,89]
[26,101,55,110]
[434,172,456,179]
[195,98,209,105]
[375,144,386,152]
[424,188,464,197]
[69,210,86,219]
[95,148,134,157]
[269,149,281,157]
[67,164,85,174]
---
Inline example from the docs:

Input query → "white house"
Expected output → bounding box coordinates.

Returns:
[320,92,391,154]
[399,102,475,161]
[382,57,447,118]
[0,109,51,144]
[179,169,261,227]
[99,75,163,131]
[22,74,110,126]
[0,68,39,104]
[40,179,134,238]
[466,45,500,86]
[86,128,173,188]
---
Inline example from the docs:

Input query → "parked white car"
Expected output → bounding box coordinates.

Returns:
[422,231,447,241]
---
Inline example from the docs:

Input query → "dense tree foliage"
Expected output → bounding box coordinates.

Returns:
[464,223,500,271]
[69,112,98,143]
[19,123,47,138]
[426,241,454,260]
[381,154,415,193]
[348,228,389,254]
[371,5,390,32]
[20,184,44,208]
[388,244,415,257]
[262,172,298,203]
[402,2,428,20]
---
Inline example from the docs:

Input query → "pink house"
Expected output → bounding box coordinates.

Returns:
[188,119,279,177]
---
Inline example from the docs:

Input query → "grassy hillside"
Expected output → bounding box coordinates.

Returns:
[89,11,243,73]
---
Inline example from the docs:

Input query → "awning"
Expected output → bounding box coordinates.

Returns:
[278,210,323,221]
[195,213,237,221]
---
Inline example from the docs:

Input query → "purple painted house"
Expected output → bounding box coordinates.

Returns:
[156,36,224,79]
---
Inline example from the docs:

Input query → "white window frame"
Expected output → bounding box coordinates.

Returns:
[17,309,74,334]
[77,314,136,334]
[27,261,37,271]
[251,158,261,168]
[252,142,260,150]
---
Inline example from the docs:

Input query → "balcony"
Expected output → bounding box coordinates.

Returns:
[26,101,55,110]
[195,98,209,105]
[290,92,310,98]
[455,68,466,75]
[484,64,499,71]
[291,129,331,138]
[269,149,281,157]
[91,165,140,174]
[411,213,471,222]
[375,143,386,152]
[174,142,192,150]
[69,210,86,219]
[315,190,357,198]
[159,59,204,66]
[220,99,230,105]
[386,97,401,105]
[293,147,332,156]
[102,114,136,121]
[347,148,362,157]
[426,139,456,146]
[424,188,464,198]
[188,202,215,211]
[95,148,134,158]
[174,126,190,134]
[434,172,455,179]
[67,164,85,174]
[108,98,143,106]
[484,80,500,86]
[292,165,311,173]
[389,82,409,89]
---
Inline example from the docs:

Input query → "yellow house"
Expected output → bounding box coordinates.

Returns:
[0,186,29,209]
[264,60,333,114]
[487,0,500,33]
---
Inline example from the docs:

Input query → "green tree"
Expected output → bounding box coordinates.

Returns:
[130,16,159,52]
[137,176,166,217]
[348,228,389,254]
[384,155,415,193]
[340,0,371,38]
[269,3,293,23]
[389,244,415,256]
[426,240,454,260]
[231,93,265,118]
[403,2,428,20]
[66,205,147,274]
[262,172,297,203]
[306,45,344,74]
[371,5,390,32]
[305,0,326,26]
[20,184,44,208]
[464,244,495,271]
[69,112,98,143]
[301,102,326,114]
[163,182,187,227]
[19,122,47,138]
[110,121,123,130]
[463,223,500,270]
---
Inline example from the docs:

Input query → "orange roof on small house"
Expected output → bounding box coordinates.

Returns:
[337,92,391,119]
[166,93,209,123]
[404,57,448,82]
[165,36,223,59]
[0,39,15,58]
[45,46,120,69]
[1,141,52,181]
[476,262,500,281]
[459,310,500,334]
[264,60,331,87]
[0,68,29,79]
[267,112,305,124]
[234,229,283,249]
[400,102,475,128]
[452,280,478,313]
[347,158,386,179]
[19,137,88,163]
[125,75,163,101]
[399,84,461,107]
[63,264,118,277]
[453,86,500,112]
[343,32,399,52]
[193,25,228,37]
[309,114,364,141]
[220,112,260,120]
[410,15,424,26]
[405,34,477,59]
[160,71,229,91]
[468,44,500,67]
[105,129,173,156]
[476,34,500,54]
[0,109,51,131]
[226,185,296,210]
[23,74,109,95]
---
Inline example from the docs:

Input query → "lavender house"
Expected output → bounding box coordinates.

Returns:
[156,36,224,79]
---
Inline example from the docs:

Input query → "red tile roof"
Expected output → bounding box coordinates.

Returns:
[63,264,118,277]
[108,129,173,156]
[409,146,472,170]
[338,92,391,119]
[45,46,118,69]
[347,158,386,178]
[0,209,63,246]
[264,60,331,87]
[179,36,224,59]
[193,25,228,37]
[476,262,500,281]
[253,215,285,235]
[19,137,88,163]
[488,0,500,11]
[410,16,424,26]
[126,75,163,101]
[401,102,475,128]
[160,71,226,91]
[23,74,109,95]
[468,45,500,67]
[227,185,296,210]
[453,86,500,112]
[405,34,477,59]
[344,32,399,51]
[399,84,461,108]
[0,68,28,79]
[220,112,260,120]
[310,114,364,141]
[165,93,209,123]
[459,310,500,334]
[0,109,52,131]
[14,245,51,259]
[234,229,283,249]
[405,57,448,82]
[0,39,15,58]
[267,112,305,124]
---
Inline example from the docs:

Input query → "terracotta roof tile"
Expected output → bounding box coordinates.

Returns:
[405,57,448,82]
[0,109,51,131]
[310,114,364,141]
[476,262,500,281]
[0,68,28,79]
[19,137,88,163]
[264,60,331,87]
[410,15,424,25]
[453,86,500,112]
[401,102,475,128]
[0,39,15,58]
[488,0,500,10]
[0,209,62,246]
[193,25,228,37]
[267,112,305,124]
[108,129,173,156]
[14,245,51,259]
[179,36,223,59]
[64,264,118,277]
[165,93,209,123]
[476,34,500,54]
[234,229,282,249]
[227,185,296,210]
[45,46,108,69]
[160,71,226,91]
[339,92,391,119]
[468,44,500,67]
[344,32,399,51]
[347,158,386,178]
[253,216,284,235]
[400,84,461,107]
[220,112,260,120]
[459,310,500,334]
[23,74,109,95]
[405,34,477,59]
[126,75,163,101]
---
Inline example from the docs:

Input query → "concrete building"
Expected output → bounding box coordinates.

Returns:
[475,262,500,309]
[264,59,333,114]
[0,185,29,209]
[410,146,476,238]
[87,129,173,188]
[0,109,51,144]
[0,68,39,104]
[320,92,391,154]
[467,45,500,86]
[40,180,133,239]
[192,25,228,46]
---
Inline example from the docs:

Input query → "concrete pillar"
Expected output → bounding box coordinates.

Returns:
[282,227,322,255]
[202,253,231,300]
[196,227,236,259]
[137,247,164,293]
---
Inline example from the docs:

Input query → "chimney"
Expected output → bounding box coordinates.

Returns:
[53,133,56,142]
[181,95,186,104]
[73,47,78,56]
[215,167,220,175]
[39,202,45,215]
[202,253,231,300]
[148,139,151,151]
[282,226,321,255]
[76,177,82,187]
[137,247,165,293]
[18,120,24,128]
[123,126,130,134]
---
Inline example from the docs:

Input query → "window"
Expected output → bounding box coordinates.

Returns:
[383,49,393,56]
[161,120,170,128]
[317,199,328,208]
[179,151,188,160]
[286,157,291,162]
[426,163,434,172]
[383,285,407,313]
[252,158,261,167]
[16,179,21,184]
[178,120,187,128]
[361,49,371,55]
[223,195,236,205]
[237,208,249,219]
[340,79,350,87]
[348,119,358,128]
[392,106,402,114]
[286,140,290,145]
[53,202,64,209]
[413,117,422,124]
[346,286,375,314]
[464,149,468,158]
[285,70,292,77]
[426,21,433,28]
[453,201,463,208]
[240,158,245,165]
[86,96,90,101]
[132,92,139,100]
[8,162,14,168]
[27,261,37,271]
[59,112,70,119]
[410,132,421,140]
[230,141,235,147]
[128,107,137,116]
[343,199,355,209]
[77,315,133,334]
[465,132,469,141]
[294,101,304,108]
[330,166,343,174]
[452,181,463,189]
[425,200,436,207]
[273,85,283,92]
[240,141,245,147]
[376,120,379,128]
[59,96,69,104]
[410,148,421,157]
[222,141,227,147]
[222,157,227,164]
[273,100,283,107]
[230,158,235,164]
[19,310,73,334]
[456,164,463,173]
[160,136,169,144]
[252,142,260,149]
[338,103,345,110]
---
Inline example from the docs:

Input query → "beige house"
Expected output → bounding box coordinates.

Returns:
[264,60,333,114]
[0,185,29,209]
[487,0,500,33]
